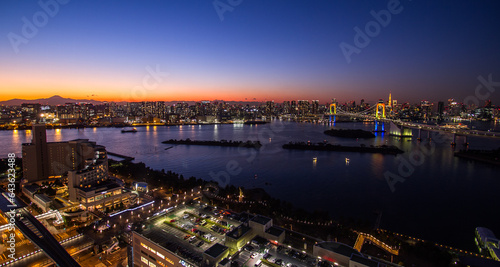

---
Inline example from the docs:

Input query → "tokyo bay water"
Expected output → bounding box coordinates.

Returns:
[2,120,499,251]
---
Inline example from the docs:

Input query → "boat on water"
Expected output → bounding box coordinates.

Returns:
[313,157,317,161]
[345,158,350,165]
[164,146,174,150]
[121,128,137,133]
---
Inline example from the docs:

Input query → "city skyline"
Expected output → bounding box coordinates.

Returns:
[2,1,500,103]
[1,93,492,107]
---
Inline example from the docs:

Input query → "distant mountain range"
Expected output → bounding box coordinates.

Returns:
[0,95,265,106]
[0,95,105,106]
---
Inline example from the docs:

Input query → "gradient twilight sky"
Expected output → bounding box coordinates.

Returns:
[1,0,500,104]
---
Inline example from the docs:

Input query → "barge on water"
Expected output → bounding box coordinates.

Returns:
[121,128,137,133]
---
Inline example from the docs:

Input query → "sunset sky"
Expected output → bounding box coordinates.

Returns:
[1,0,500,104]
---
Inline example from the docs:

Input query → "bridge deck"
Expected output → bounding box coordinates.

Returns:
[354,233,399,255]
[327,113,500,139]
[14,209,81,267]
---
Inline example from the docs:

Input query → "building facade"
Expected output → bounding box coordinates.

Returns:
[132,231,197,267]
[22,124,107,182]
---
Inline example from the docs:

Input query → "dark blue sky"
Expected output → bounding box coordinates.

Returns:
[1,0,499,104]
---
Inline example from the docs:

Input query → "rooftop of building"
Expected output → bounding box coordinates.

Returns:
[350,254,379,267]
[135,230,202,265]
[204,243,228,259]
[265,226,284,237]
[250,215,272,225]
[219,258,230,266]
[0,188,27,212]
[252,236,269,246]
[315,241,361,258]
[236,212,254,223]
[34,194,52,203]
[226,225,252,240]
[77,179,122,193]
[134,182,148,187]
[23,184,39,194]
[22,138,106,150]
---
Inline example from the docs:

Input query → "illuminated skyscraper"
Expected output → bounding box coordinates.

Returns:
[22,124,50,182]
[388,93,392,110]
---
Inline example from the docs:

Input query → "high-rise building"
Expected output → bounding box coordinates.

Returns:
[282,101,291,114]
[21,103,42,122]
[22,124,50,182]
[22,124,130,213]
[297,100,309,115]
[290,100,297,114]
[265,100,275,115]
[437,101,444,120]
[311,100,319,114]
[22,124,107,182]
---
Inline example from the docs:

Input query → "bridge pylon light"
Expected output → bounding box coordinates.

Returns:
[376,103,386,119]
[329,103,337,115]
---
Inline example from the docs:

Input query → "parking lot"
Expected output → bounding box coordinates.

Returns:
[146,204,242,252]
[231,243,318,267]
[144,204,322,267]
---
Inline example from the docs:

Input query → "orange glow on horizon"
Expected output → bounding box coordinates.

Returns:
[0,91,281,103]
[0,85,318,103]
[0,63,333,103]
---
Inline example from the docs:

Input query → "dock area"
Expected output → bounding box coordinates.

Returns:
[107,152,135,162]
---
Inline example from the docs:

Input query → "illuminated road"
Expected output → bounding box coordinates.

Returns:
[13,208,80,267]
